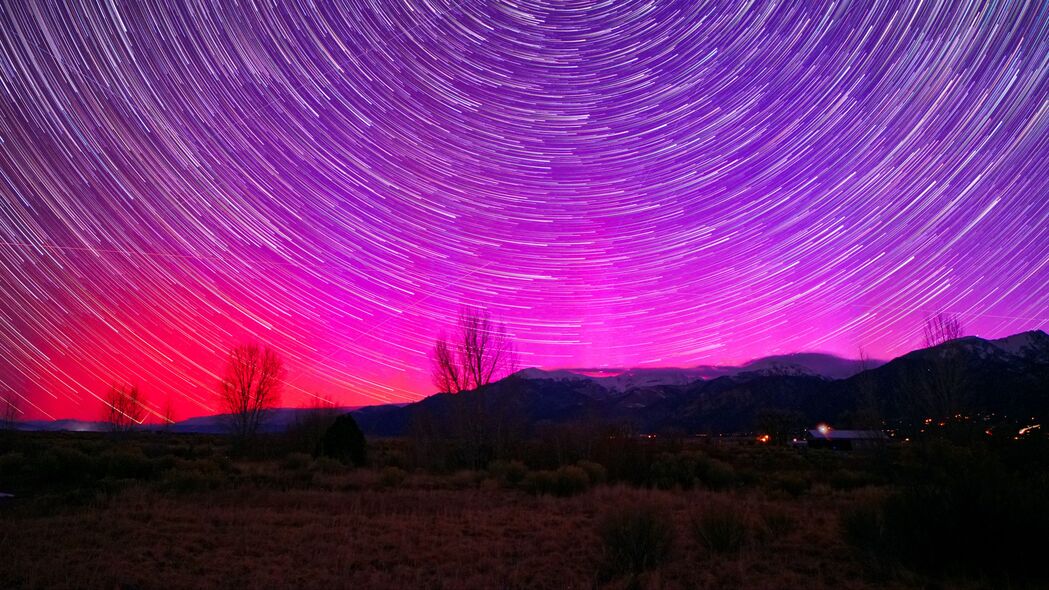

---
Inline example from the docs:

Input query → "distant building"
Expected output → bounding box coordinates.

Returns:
[805,428,888,451]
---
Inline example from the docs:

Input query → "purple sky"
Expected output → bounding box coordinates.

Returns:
[0,1,1046,420]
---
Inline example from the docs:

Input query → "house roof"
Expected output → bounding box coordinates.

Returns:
[806,429,888,440]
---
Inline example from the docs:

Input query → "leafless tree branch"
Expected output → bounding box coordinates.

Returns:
[219,343,284,442]
[431,308,517,394]
[103,383,146,433]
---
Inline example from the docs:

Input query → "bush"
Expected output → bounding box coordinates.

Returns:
[761,507,797,538]
[521,470,557,495]
[771,472,810,497]
[829,469,872,491]
[691,506,748,553]
[449,470,480,489]
[37,447,94,485]
[160,469,224,494]
[311,456,345,474]
[598,502,675,576]
[377,449,408,469]
[841,497,886,554]
[520,466,589,497]
[281,452,312,471]
[0,452,25,480]
[553,465,590,496]
[650,452,698,490]
[315,414,368,467]
[101,450,156,480]
[697,458,736,490]
[487,460,527,485]
[379,466,407,488]
[577,460,607,485]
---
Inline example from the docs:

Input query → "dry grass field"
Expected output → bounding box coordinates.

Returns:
[1,431,1045,589]
[3,483,903,590]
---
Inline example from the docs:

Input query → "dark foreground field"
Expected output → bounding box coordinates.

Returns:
[3,484,874,589]
[1,431,1045,589]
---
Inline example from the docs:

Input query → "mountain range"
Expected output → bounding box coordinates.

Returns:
[353,330,1049,436]
[515,351,881,394]
[15,331,1048,435]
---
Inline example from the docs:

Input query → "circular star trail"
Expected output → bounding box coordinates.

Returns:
[0,0,1046,419]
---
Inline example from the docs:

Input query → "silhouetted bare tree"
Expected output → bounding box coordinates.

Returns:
[160,396,176,431]
[852,348,882,429]
[431,308,517,393]
[417,308,520,468]
[1,395,21,430]
[219,343,284,442]
[923,312,964,347]
[911,312,968,421]
[103,383,146,433]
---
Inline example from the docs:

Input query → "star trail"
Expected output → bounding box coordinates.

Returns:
[1,1,1047,420]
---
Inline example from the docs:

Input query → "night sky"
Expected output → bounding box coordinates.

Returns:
[1,1,1046,420]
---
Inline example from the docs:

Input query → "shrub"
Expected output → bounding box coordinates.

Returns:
[281,452,312,471]
[650,452,698,490]
[521,470,557,495]
[377,449,408,469]
[487,460,527,485]
[691,506,748,553]
[151,455,177,472]
[449,470,480,489]
[37,447,94,485]
[697,458,736,490]
[598,502,676,576]
[840,497,886,554]
[160,469,224,493]
[761,507,797,538]
[0,452,25,480]
[311,456,345,474]
[522,466,591,497]
[577,460,607,485]
[829,469,871,491]
[102,450,157,480]
[771,472,810,497]
[378,466,407,488]
[315,414,368,467]
[553,465,589,496]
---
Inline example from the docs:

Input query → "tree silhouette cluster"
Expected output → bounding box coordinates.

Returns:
[220,343,284,443]
[431,308,517,394]
[922,312,964,348]
[103,383,146,433]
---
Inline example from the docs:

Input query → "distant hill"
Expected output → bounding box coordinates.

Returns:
[15,406,372,434]
[516,352,881,394]
[828,330,1049,420]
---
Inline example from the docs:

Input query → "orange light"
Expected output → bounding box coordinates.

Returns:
[756,434,770,443]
